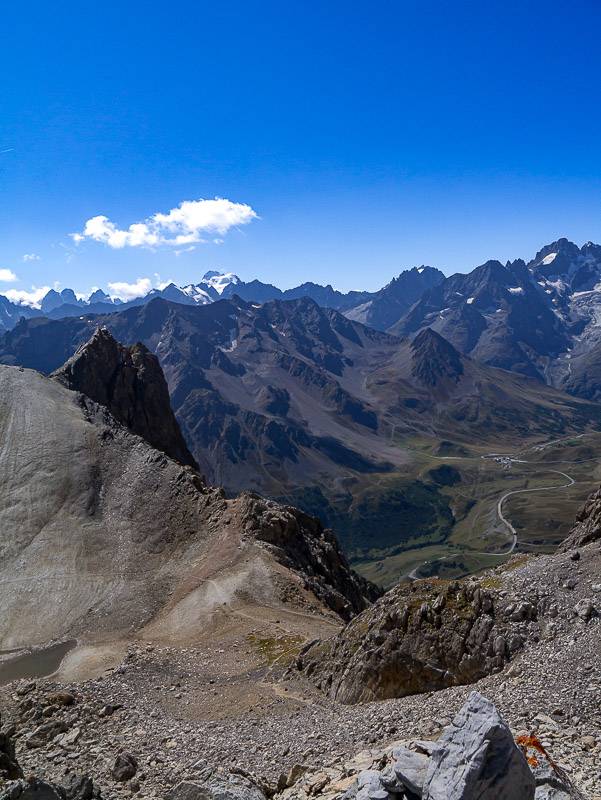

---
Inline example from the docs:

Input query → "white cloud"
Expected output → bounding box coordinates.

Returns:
[0,269,17,282]
[4,285,50,308]
[107,277,153,301]
[71,197,257,249]
[22,253,40,262]
[153,273,176,291]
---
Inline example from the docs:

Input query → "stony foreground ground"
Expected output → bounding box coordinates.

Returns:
[1,547,600,799]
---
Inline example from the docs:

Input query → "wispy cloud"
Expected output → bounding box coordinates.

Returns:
[107,277,153,301]
[22,253,40,262]
[174,245,197,256]
[0,268,18,282]
[4,285,50,308]
[71,197,257,249]
[153,273,176,290]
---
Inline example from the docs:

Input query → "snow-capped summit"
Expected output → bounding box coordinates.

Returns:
[181,283,212,305]
[200,271,241,294]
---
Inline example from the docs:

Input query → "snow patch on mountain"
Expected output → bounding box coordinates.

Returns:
[201,270,241,294]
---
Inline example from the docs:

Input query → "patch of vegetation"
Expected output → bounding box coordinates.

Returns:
[479,575,503,590]
[500,554,531,572]
[274,486,353,530]
[247,634,304,666]
[452,496,476,520]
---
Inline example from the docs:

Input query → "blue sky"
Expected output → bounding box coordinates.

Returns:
[1,1,601,301]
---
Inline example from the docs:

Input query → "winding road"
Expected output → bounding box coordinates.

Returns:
[496,469,575,553]
[407,464,577,580]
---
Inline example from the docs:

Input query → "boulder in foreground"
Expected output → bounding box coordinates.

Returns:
[422,691,535,800]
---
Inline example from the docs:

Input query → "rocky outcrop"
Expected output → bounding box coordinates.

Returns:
[52,327,197,468]
[559,483,601,551]
[240,494,381,620]
[295,577,537,703]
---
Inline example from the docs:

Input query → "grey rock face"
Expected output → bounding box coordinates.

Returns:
[25,720,68,749]
[390,746,429,795]
[355,770,389,799]
[165,775,267,799]
[422,691,535,800]
[63,775,96,800]
[534,789,571,799]
[52,327,197,469]
[337,695,543,800]
[342,770,392,799]
[0,775,100,800]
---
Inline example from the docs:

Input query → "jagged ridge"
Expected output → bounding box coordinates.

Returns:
[52,327,198,469]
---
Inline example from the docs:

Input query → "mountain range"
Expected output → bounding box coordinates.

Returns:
[2,293,600,560]
[392,239,601,385]
[7,238,601,405]
[0,265,444,332]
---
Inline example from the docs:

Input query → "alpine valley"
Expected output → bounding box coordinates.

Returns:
[4,238,601,587]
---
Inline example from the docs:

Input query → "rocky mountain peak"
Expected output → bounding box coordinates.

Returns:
[411,328,464,386]
[88,288,111,304]
[529,238,601,297]
[466,260,516,294]
[380,265,444,298]
[52,327,198,469]
[40,288,83,314]
[532,237,581,265]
